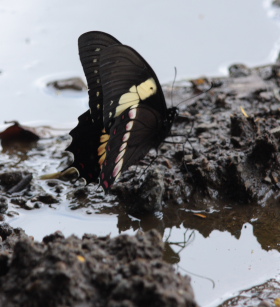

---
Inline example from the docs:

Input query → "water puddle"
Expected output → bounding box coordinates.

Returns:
[1,1,280,306]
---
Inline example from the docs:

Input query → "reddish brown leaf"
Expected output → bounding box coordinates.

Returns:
[193,213,207,219]
[0,121,40,142]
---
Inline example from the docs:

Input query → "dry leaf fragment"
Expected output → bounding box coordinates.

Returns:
[77,255,86,263]
[194,213,207,219]
[0,121,40,142]
[240,107,249,118]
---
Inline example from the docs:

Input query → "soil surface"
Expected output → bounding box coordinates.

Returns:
[0,60,280,306]
[0,224,196,307]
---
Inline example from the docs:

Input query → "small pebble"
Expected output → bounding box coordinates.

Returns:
[258,300,271,307]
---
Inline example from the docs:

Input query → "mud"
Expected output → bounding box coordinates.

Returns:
[0,60,280,305]
[219,279,280,307]
[114,62,280,211]
[0,224,196,307]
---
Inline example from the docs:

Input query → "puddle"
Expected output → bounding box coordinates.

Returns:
[1,1,280,306]
[36,74,87,99]
[0,125,279,306]
[165,224,280,306]
[1,0,280,126]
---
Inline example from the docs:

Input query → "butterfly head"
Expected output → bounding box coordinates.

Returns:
[161,107,178,138]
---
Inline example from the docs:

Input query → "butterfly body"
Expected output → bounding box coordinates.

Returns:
[66,31,177,192]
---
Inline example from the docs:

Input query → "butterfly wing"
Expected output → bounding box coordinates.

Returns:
[65,110,103,182]
[98,105,164,192]
[99,45,169,132]
[96,45,172,192]
[66,32,121,183]
[66,32,175,192]
[78,31,121,120]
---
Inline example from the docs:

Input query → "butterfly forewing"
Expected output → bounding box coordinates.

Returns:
[66,32,121,183]
[78,31,121,120]
[99,45,168,132]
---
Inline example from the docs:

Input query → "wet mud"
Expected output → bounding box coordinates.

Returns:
[0,60,280,305]
[219,279,280,307]
[0,224,196,307]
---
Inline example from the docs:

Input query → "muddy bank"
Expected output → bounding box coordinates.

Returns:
[0,60,280,306]
[219,279,280,307]
[1,63,279,212]
[0,224,196,307]
[113,62,280,211]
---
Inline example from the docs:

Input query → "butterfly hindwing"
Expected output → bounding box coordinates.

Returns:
[99,105,164,191]
[66,110,102,182]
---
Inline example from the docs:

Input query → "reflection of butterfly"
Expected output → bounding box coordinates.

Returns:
[66,31,178,193]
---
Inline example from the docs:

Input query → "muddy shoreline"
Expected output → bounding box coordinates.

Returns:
[0,60,280,306]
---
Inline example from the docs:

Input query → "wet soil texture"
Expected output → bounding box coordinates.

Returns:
[0,61,280,305]
[0,224,196,307]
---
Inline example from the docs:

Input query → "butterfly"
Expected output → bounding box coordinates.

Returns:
[66,31,178,193]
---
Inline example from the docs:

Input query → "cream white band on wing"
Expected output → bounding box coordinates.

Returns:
[115,78,157,117]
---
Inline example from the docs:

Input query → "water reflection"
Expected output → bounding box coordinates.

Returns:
[1,134,280,307]
[99,201,280,253]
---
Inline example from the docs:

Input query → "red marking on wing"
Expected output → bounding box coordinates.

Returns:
[79,163,85,169]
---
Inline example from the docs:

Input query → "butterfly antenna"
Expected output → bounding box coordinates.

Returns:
[137,152,160,184]
[176,82,213,109]
[170,67,177,108]
[170,67,178,147]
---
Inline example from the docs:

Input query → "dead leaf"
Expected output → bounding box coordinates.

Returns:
[77,255,86,263]
[190,78,208,87]
[194,213,207,219]
[0,121,40,142]
[0,121,67,143]
[240,107,249,118]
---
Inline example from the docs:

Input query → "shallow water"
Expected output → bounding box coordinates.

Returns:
[1,0,280,127]
[3,133,280,306]
[1,0,280,306]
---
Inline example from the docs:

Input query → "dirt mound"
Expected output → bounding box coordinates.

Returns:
[0,224,197,307]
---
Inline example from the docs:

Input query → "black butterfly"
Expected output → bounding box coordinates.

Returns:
[66,31,178,192]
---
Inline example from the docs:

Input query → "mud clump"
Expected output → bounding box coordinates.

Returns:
[0,224,197,307]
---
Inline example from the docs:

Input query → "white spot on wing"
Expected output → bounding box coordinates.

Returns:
[129,85,137,93]
[116,98,138,117]
[126,121,134,131]
[122,132,130,142]
[115,150,125,163]
[119,92,139,105]
[137,78,157,100]
[115,78,156,118]
[113,159,123,177]
[128,108,137,119]
[115,172,121,181]
[120,142,127,151]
